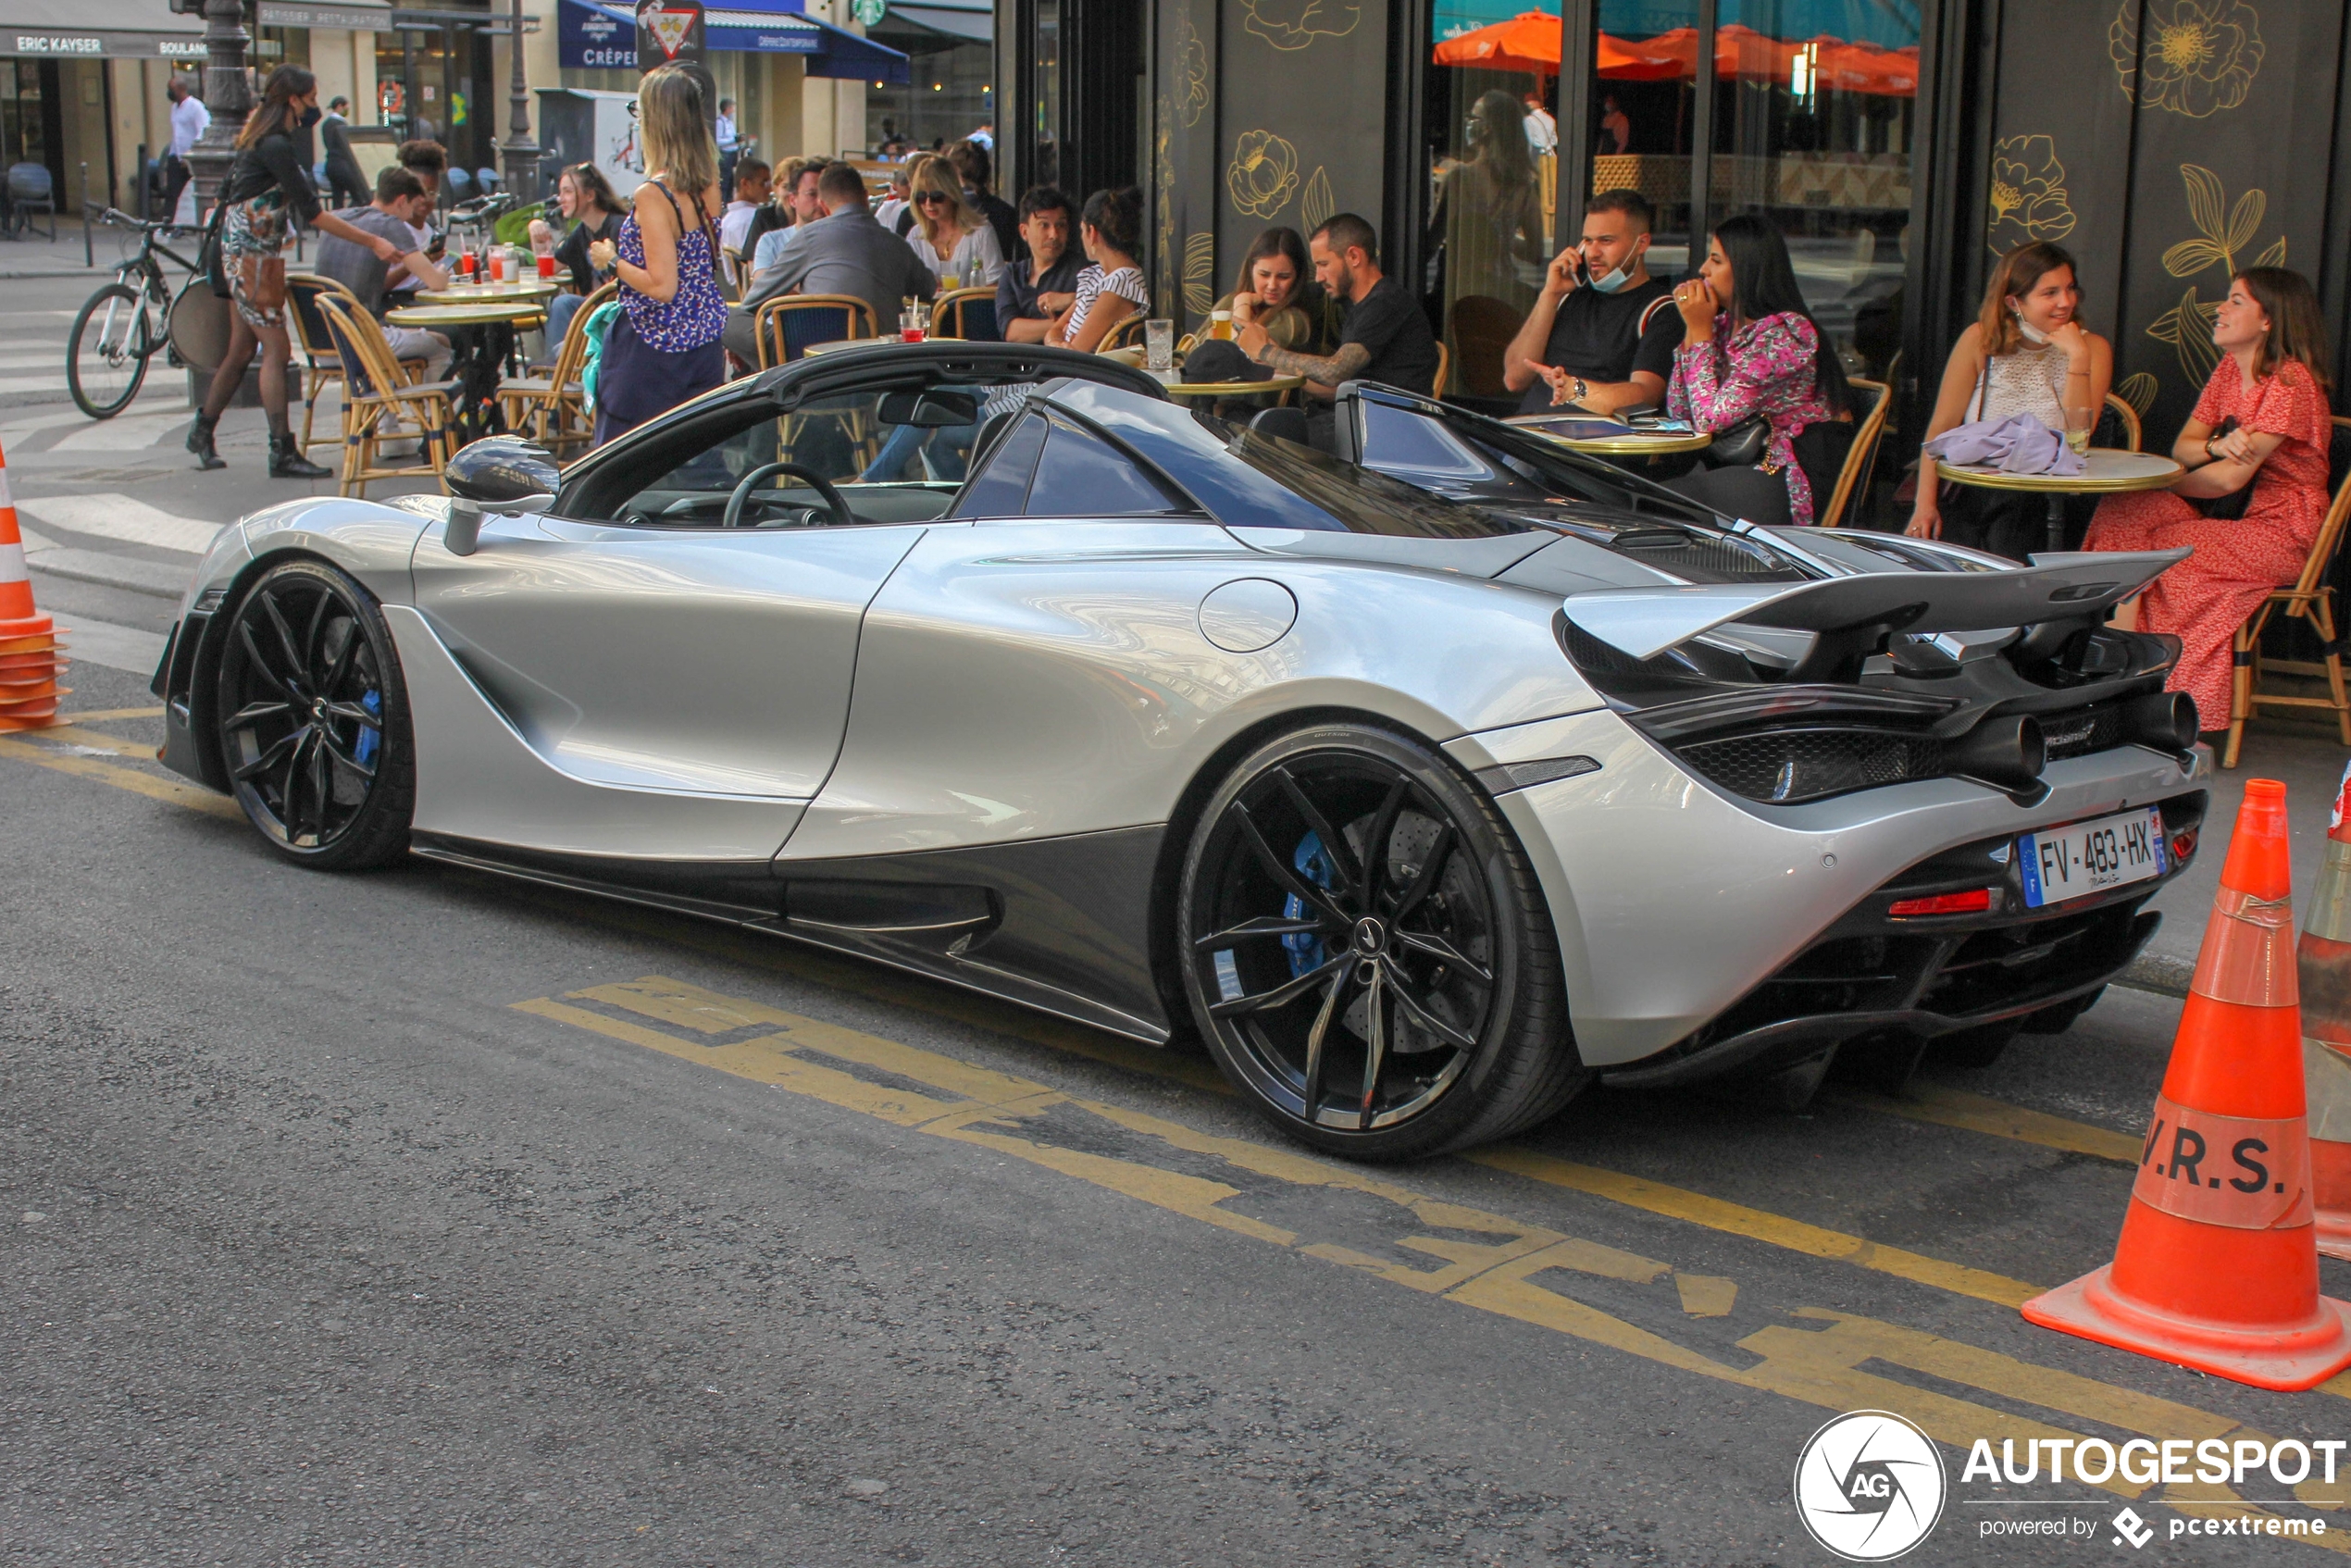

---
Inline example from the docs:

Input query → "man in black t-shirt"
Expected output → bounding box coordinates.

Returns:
[1235,213,1438,400]
[1502,188,1683,415]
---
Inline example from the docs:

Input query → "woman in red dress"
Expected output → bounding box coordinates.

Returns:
[2084,268,2334,737]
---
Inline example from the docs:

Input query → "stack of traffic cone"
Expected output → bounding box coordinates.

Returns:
[0,436,66,730]
[2022,779,2351,1390]
[2299,762,2351,1257]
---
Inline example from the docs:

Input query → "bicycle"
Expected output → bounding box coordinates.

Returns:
[68,208,202,420]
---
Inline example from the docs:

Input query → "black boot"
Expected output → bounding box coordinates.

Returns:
[267,428,331,480]
[186,413,226,472]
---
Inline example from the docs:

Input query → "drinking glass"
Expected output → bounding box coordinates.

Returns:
[537,253,558,280]
[1144,318,1175,372]
[900,301,928,342]
[2065,404,2094,456]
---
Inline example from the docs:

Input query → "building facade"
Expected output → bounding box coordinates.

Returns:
[992,0,2351,444]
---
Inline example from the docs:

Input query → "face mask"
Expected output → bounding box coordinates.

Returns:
[301,106,322,129]
[2015,316,2050,345]
[1588,261,1636,294]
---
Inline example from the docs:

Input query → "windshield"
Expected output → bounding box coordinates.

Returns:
[1190,410,1542,538]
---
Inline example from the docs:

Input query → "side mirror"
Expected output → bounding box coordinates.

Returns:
[442,436,560,557]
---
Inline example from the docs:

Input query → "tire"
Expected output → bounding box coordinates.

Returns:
[215,559,416,870]
[1176,723,1586,1161]
[68,282,156,420]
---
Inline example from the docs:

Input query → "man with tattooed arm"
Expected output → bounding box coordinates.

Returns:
[1233,213,1438,417]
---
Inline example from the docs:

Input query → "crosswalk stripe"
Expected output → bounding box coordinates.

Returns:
[52,613,168,674]
[17,493,222,554]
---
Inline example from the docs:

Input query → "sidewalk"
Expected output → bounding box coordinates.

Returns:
[0,224,126,279]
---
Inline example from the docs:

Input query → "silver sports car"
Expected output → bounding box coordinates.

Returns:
[152,343,2208,1159]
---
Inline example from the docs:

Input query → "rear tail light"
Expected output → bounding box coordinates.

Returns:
[2171,828,2199,862]
[1888,889,1995,916]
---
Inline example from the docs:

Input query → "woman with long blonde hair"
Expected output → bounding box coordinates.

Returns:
[586,64,728,443]
[189,64,404,477]
[903,156,1003,289]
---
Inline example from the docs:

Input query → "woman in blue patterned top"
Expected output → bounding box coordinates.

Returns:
[587,66,728,445]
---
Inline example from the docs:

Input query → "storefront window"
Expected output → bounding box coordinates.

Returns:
[865,16,992,156]
[0,60,49,177]
[1591,1,1700,273]
[1710,0,1916,377]
[1031,0,1057,188]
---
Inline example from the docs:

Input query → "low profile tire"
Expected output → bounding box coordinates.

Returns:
[1177,723,1585,1160]
[215,558,416,869]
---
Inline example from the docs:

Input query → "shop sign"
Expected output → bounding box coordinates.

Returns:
[560,1,636,69]
[2,30,205,58]
[253,3,390,28]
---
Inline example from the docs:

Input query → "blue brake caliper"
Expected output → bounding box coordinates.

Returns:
[1283,830,1337,978]
[355,690,382,768]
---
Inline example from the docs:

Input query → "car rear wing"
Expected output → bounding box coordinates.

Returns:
[1561,549,2190,663]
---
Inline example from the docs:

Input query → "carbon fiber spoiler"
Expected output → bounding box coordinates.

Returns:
[1561,549,2190,662]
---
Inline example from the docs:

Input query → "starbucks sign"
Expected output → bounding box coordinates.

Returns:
[851,0,886,25]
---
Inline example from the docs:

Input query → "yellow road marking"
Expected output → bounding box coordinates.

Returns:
[56,706,165,723]
[515,974,2351,1541]
[1469,1145,2044,1308]
[1824,1081,2146,1164]
[25,724,158,759]
[0,734,239,818]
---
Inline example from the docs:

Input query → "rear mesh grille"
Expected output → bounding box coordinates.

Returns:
[1677,728,1946,803]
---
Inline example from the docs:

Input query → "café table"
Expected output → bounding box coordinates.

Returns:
[1935,448,2184,553]
[385,301,547,444]
[385,301,547,330]
[416,280,559,305]
[1151,370,1304,403]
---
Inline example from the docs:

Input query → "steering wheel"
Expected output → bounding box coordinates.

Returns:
[721,462,854,530]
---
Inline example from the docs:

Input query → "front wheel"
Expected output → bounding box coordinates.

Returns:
[215,559,417,870]
[68,281,157,419]
[1177,723,1585,1160]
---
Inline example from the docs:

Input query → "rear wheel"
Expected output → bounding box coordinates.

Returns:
[215,559,416,870]
[68,281,156,419]
[1177,723,1584,1160]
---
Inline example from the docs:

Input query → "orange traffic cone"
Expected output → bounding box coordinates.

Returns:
[2021,779,2351,1390]
[0,435,67,730]
[2300,762,2351,1258]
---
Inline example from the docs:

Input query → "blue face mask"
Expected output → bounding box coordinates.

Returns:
[1586,245,1646,293]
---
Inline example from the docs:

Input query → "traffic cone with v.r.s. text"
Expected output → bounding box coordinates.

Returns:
[0,434,67,730]
[2021,778,2351,1390]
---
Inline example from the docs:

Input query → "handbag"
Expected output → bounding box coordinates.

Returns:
[2192,416,2254,519]
[1698,417,1770,468]
[198,195,230,299]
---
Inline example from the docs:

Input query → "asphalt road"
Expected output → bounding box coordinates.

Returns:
[5,267,2351,1565]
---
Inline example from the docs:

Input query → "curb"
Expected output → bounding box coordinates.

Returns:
[2114,952,2194,1000]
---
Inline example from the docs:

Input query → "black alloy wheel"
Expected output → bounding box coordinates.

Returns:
[215,559,416,869]
[1178,724,1585,1160]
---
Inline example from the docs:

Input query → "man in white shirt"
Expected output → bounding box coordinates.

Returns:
[1522,93,1558,157]
[715,97,740,199]
[719,158,769,257]
[165,77,208,227]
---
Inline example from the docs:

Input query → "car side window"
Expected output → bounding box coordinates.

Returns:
[949,411,1048,518]
[1023,414,1191,517]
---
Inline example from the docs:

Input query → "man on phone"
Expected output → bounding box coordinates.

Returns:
[1501,189,1682,416]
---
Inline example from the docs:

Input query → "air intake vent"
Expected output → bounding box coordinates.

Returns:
[1677,727,1946,804]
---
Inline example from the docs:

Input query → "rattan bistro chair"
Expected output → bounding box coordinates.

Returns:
[931,285,999,341]
[287,272,427,454]
[2222,416,2351,767]
[314,294,457,499]
[754,293,877,367]
[1816,376,1894,529]
[2105,392,2144,454]
[498,281,613,454]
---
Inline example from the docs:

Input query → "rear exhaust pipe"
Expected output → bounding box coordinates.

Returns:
[1948,714,2046,791]
[2122,690,2198,752]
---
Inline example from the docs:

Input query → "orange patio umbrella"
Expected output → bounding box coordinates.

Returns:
[1431,12,1645,75]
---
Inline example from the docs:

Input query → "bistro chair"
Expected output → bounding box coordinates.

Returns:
[1816,376,1894,529]
[2103,392,2144,454]
[931,285,999,341]
[314,293,458,499]
[499,281,614,454]
[6,163,55,240]
[1431,342,1450,401]
[754,293,877,367]
[2222,416,2351,767]
[286,273,429,454]
[1097,314,1147,353]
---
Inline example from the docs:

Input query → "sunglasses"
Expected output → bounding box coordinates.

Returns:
[915,192,954,205]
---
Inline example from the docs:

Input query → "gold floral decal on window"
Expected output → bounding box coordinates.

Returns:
[1227,130,1301,219]
[1155,107,1178,317]
[1300,167,1334,236]
[1183,232,1217,317]
[2110,0,2263,118]
[2115,372,2159,420]
[1985,134,2076,253]
[2146,164,2284,385]
[1176,3,1210,128]
[1238,0,1362,51]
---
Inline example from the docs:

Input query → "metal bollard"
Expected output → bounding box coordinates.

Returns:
[135,143,149,222]
[80,162,91,267]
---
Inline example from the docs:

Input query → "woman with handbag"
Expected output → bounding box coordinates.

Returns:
[1659,214,1853,528]
[585,65,728,446]
[187,65,404,478]
[1904,243,2112,556]
[2084,268,2333,736]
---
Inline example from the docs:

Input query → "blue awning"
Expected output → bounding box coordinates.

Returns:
[561,0,909,82]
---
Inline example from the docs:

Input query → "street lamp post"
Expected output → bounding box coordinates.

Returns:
[502,0,541,200]
[184,0,252,209]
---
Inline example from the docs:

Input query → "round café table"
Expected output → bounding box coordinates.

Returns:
[1506,420,1714,458]
[416,280,558,305]
[1935,448,2183,553]
[386,301,547,330]
[385,301,547,445]
[802,336,897,355]
[1154,373,1303,403]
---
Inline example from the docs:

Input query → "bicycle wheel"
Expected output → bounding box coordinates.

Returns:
[68,281,157,419]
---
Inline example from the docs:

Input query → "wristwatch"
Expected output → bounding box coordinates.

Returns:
[1572,376,1588,404]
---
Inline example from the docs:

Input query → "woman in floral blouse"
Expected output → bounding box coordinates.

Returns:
[2085,267,2335,738]
[1662,214,1855,527]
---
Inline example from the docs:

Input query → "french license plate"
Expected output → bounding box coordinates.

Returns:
[2018,807,2168,909]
